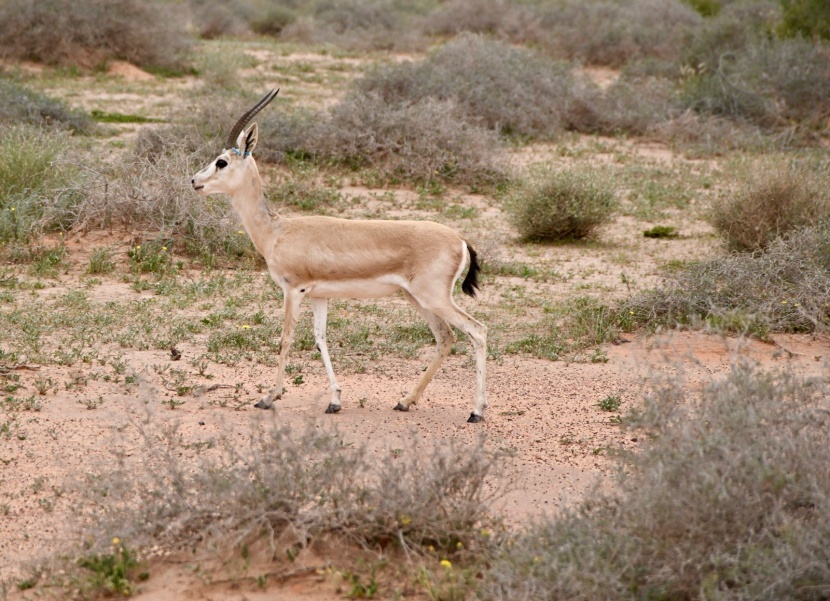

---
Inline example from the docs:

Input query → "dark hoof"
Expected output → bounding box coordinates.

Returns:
[467,413,484,423]
[393,403,409,412]
[253,400,272,410]
[325,403,342,414]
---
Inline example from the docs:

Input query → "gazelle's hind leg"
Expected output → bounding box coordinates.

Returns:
[394,291,456,412]
[310,297,342,414]
[433,301,488,423]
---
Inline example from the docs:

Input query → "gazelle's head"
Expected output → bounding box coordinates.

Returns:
[191,89,278,197]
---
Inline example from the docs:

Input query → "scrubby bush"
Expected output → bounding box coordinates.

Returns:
[625,225,830,335]
[0,0,192,71]
[710,159,830,251]
[681,36,830,130]
[424,0,540,42]
[357,34,578,140]
[0,77,94,134]
[484,364,830,600]
[535,0,701,67]
[504,167,617,241]
[72,136,256,263]
[280,0,428,51]
[307,94,506,187]
[79,419,503,564]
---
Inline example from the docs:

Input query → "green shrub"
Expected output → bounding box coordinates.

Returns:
[504,167,617,241]
[710,158,830,251]
[779,0,830,40]
[0,0,192,71]
[0,125,82,244]
[0,77,94,134]
[484,364,830,600]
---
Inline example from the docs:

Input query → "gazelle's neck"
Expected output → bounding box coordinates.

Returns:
[229,161,277,256]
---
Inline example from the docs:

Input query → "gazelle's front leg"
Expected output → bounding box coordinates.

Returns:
[310,298,342,414]
[255,289,304,409]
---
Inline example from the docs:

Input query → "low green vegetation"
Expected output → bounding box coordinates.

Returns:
[504,167,617,241]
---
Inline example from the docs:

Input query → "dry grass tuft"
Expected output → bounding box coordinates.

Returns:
[710,158,830,252]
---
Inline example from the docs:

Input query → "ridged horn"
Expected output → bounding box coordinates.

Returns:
[225,88,279,150]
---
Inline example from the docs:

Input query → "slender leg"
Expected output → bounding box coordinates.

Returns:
[255,289,304,409]
[394,291,455,412]
[310,297,342,414]
[435,302,488,423]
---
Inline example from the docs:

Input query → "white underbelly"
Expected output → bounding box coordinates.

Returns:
[306,277,403,299]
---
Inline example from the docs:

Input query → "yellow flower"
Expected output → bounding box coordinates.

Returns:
[456,541,463,549]
[161,246,167,251]
[241,325,251,329]
[440,559,452,569]
[135,245,141,250]
[10,207,15,212]
[112,537,120,546]
[238,230,244,234]
[400,515,412,526]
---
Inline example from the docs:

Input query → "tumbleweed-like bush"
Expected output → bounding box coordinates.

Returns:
[710,158,830,252]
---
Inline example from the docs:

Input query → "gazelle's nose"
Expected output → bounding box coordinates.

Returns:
[191,178,195,184]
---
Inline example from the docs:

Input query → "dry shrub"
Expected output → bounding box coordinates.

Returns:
[78,417,504,563]
[625,225,830,336]
[424,0,541,43]
[72,135,255,261]
[485,364,830,601]
[357,33,577,140]
[0,0,191,71]
[681,37,830,130]
[504,167,617,241]
[568,76,677,136]
[710,159,830,252]
[649,110,771,156]
[307,94,506,187]
[280,0,428,51]
[536,0,701,67]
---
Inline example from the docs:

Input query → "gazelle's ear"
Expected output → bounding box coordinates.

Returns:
[243,123,258,155]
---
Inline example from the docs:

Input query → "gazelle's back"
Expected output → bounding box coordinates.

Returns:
[271,216,465,285]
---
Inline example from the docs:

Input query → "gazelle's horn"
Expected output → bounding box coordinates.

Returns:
[225,88,279,150]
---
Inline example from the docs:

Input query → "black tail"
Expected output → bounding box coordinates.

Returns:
[461,245,481,298]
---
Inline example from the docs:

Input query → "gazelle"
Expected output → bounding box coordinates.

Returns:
[191,90,488,422]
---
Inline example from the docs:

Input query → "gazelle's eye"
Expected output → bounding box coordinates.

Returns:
[216,159,228,169]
